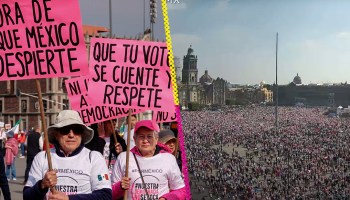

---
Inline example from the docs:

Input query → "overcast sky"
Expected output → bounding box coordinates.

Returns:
[80,0,350,85]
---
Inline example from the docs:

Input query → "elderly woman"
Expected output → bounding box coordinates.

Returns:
[111,120,186,200]
[23,110,112,200]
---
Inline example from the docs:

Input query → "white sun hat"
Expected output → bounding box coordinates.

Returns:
[47,110,93,144]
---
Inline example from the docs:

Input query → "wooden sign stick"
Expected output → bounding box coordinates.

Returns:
[35,79,56,193]
[123,109,132,200]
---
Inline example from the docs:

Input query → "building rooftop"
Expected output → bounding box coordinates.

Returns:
[83,25,109,36]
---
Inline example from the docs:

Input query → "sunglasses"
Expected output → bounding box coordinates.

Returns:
[58,125,84,135]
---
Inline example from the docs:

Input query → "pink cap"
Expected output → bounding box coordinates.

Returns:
[134,120,160,134]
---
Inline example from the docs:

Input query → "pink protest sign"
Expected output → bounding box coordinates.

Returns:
[153,109,177,123]
[87,38,175,111]
[79,106,143,125]
[65,76,89,110]
[0,0,88,81]
[65,76,143,125]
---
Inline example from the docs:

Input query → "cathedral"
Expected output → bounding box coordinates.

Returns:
[177,46,227,107]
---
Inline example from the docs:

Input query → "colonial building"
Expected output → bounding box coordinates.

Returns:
[258,81,274,103]
[225,81,273,105]
[0,78,69,131]
[271,74,350,107]
[178,46,227,107]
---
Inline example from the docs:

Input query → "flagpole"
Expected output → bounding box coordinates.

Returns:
[275,32,279,131]
[144,0,146,35]
[109,0,112,38]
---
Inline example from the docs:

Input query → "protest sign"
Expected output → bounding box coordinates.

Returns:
[87,38,174,112]
[0,122,4,128]
[65,76,143,124]
[153,109,177,123]
[65,76,89,110]
[0,0,88,80]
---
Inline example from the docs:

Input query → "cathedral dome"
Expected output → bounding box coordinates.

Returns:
[259,81,265,88]
[199,70,213,85]
[293,73,302,84]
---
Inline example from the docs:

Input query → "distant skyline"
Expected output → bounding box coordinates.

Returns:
[167,0,350,85]
[79,0,350,85]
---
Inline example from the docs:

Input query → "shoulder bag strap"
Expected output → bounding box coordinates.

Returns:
[132,153,150,200]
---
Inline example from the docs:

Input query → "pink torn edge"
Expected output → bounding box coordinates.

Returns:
[175,105,192,200]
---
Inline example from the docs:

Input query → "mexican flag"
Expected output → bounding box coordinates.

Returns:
[7,119,21,134]
[119,124,126,137]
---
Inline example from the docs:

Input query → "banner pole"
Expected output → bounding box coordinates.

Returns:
[123,109,132,200]
[35,79,56,193]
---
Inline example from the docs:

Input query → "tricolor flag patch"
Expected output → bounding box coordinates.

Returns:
[98,174,109,181]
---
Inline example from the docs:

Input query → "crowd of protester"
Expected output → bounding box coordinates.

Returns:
[1,111,185,200]
[183,106,350,199]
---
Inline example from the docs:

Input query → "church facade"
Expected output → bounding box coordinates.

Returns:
[178,46,227,107]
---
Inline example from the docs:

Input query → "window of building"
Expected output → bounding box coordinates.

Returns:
[22,119,27,131]
[43,101,47,112]
[21,100,27,113]
[34,102,39,110]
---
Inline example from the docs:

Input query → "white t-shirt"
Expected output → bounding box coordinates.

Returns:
[26,147,111,196]
[112,151,185,200]
[123,129,135,149]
